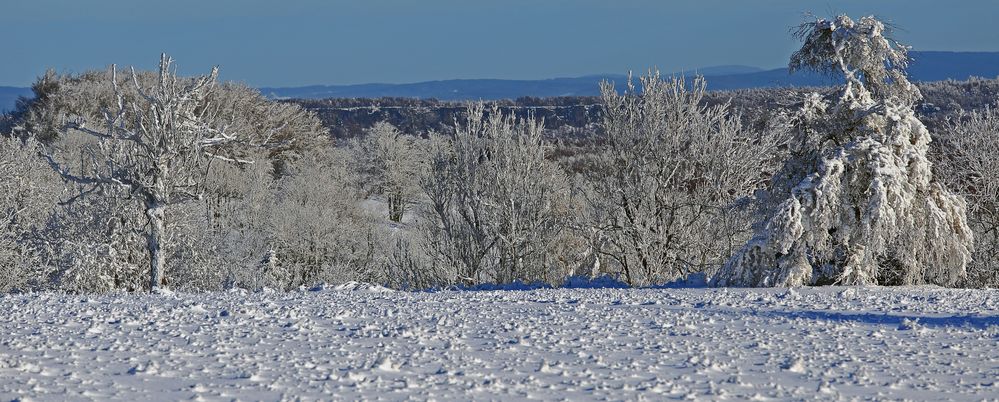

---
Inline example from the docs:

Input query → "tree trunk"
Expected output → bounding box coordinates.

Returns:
[388,193,404,222]
[146,202,167,291]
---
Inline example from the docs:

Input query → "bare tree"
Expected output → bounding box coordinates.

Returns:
[7,60,327,293]
[714,15,973,287]
[41,54,245,291]
[351,122,426,222]
[422,104,580,285]
[586,72,786,286]
[935,107,999,287]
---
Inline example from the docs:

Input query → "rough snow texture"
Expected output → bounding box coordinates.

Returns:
[714,15,973,287]
[1,287,997,400]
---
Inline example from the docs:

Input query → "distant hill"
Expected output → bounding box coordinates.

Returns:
[3,52,999,112]
[259,51,999,100]
[261,75,631,101]
[691,51,999,90]
[687,65,765,76]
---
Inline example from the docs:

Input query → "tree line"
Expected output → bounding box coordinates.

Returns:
[1,15,998,293]
[285,78,999,141]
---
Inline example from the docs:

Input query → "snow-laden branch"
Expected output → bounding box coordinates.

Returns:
[714,15,972,287]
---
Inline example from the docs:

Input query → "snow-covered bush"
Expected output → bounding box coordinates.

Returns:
[267,149,379,288]
[422,104,582,285]
[0,136,62,292]
[713,15,974,287]
[586,72,787,286]
[373,235,450,291]
[45,193,148,293]
[189,151,277,290]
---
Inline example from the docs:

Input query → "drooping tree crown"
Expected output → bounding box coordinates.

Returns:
[711,14,973,287]
[790,15,921,107]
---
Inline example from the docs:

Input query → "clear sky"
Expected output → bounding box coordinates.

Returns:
[1,0,997,87]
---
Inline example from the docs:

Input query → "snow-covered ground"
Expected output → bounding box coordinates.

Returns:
[1,285,997,401]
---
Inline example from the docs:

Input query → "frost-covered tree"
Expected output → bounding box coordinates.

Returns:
[422,104,580,285]
[41,54,250,291]
[6,70,64,142]
[351,122,426,222]
[586,73,787,286]
[935,108,999,288]
[201,82,327,176]
[268,149,378,288]
[713,15,973,287]
[191,145,379,291]
[11,59,326,293]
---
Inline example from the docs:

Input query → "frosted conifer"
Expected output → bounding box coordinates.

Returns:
[713,15,973,287]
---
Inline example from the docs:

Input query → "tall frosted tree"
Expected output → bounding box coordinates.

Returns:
[713,15,973,287]
[43,54,245,291]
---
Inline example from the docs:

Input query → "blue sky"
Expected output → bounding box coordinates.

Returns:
[1,0,997,87]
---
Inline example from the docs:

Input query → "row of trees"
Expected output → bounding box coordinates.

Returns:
[0,57,789,292]
[285,76,999,144]
[1,15,997,293]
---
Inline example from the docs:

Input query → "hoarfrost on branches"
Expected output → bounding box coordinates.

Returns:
[587,72,787,286]
[713,15,973,287]
[421,104,580,285]
[350,122,426,223]
[935,107,999,288]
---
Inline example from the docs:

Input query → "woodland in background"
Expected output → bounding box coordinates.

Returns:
[2,16,999,293]
[288,77,999,140]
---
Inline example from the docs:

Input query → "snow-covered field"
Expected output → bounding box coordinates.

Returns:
[1,285,997,401]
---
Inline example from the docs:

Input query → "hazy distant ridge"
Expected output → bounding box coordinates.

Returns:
[3,51,998,112]
[259,51,999,100]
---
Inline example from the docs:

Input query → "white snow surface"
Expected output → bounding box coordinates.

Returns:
[1,286,997,401]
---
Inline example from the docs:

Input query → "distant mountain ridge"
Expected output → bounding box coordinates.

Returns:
[2,51,998,112]
[258,51,999,101]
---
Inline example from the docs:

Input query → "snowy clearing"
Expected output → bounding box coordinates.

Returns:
[1,286,997,401]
